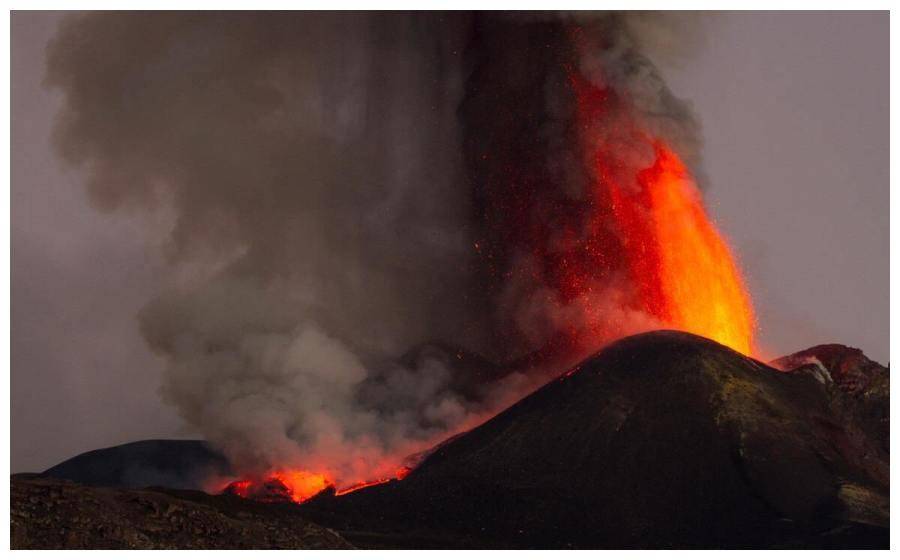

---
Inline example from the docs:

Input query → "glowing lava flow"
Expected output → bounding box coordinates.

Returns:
[222,470,330,503]
[272,470,331,502]
[334,478,392,496]
[222,467,411,504]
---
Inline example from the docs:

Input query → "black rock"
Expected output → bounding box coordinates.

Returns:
[774,343,889,454]
[302,330,889,548]
[11,476,351,549]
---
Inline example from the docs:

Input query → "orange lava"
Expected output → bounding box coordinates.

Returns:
[272,470,331,502]
[639,145,755,355]
[334,477,392,496]
[222,466,411,504]
[570,65,756,355]
[331,466,410,497]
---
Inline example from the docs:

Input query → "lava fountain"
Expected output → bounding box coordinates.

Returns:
[563,52,756,356]
[636,144,755,355]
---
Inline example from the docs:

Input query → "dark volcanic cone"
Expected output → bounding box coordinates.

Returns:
[301,330,889,548]
[41,440,231,490]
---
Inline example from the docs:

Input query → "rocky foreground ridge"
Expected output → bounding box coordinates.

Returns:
[11,475,350,549]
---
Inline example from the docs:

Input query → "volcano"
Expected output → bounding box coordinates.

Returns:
[298,330,888,548]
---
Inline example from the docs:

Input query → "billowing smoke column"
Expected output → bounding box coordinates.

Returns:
[45,12,754,497]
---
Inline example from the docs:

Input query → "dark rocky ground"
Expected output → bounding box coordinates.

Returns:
[11,474,350,549]
[14,330,889,549]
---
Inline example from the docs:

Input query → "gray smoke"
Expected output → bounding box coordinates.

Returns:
[45,12,703,485]
[575,12,706,185]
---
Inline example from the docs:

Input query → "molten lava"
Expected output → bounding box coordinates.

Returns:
[271,470,331,502]
[637,146,755,355]
[223,470,329,503]
[334,478,392,496]
[566,65,756,356]
[222,467,411,504]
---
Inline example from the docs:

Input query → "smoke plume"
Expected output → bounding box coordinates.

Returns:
[46,12,704,484]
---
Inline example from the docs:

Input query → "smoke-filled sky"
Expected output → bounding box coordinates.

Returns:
[12,11,887,473]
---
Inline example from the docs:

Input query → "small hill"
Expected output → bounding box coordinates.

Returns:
[42,439,231,490]
[302,331,889,548]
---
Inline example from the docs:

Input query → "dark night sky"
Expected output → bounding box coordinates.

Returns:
[11,11,888,472]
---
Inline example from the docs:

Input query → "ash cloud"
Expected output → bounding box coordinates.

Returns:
[46,12,704,483]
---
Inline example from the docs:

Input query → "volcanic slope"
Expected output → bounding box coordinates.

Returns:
[301,330,889,548]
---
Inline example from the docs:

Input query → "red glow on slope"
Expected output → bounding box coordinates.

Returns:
[272,470,331,503]
[221,466,411,504]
